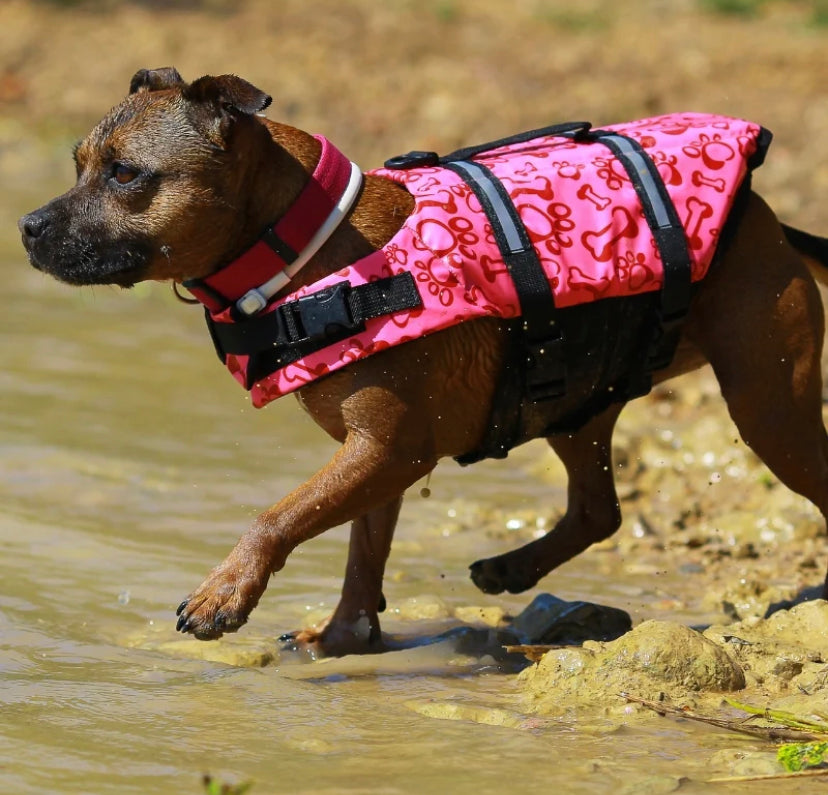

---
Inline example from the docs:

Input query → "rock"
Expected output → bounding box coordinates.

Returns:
[762,599,828,652]
[607,621,745,692]
[704,600,828,693]
[618,775,686,795]
[708,748,783,780]
[701,574,798,621]
[124,625,279,667]
[453,605,507,627]
[730,754,783,778]
[155,638,277,667]
[394,594,450,621]
[509,593,632,644]
[404,699,539,728]
[519,620,745,715]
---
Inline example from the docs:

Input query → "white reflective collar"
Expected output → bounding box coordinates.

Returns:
[236,161,364,316]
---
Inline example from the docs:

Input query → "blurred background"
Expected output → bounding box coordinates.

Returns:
[1,0,827,231]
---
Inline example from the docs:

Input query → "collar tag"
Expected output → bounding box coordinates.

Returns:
[237,288,269,316]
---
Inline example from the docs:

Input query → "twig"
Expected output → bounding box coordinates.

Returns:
[708,768,828,783]
[620,693,828,742]
[724,697,828,733]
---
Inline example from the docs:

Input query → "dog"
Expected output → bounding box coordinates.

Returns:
[19,68,828,657]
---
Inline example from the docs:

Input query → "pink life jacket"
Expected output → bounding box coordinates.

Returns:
[192,112,769,414]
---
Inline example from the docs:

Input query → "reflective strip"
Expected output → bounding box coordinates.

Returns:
[598,134,672,228]
[444,158,565,401]
[446,160,526,254]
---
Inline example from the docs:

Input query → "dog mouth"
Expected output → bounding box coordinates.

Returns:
[23,233,151,288]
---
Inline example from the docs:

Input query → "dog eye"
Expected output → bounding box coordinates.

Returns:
[112,163,139,185]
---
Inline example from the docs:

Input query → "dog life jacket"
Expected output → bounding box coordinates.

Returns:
[188,113,770,461]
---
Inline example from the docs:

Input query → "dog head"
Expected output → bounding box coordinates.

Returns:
[19,67,272,287]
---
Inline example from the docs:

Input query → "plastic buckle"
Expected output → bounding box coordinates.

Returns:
[383,150,440,170]
[236,288,268,316]
[294,282,361,342]
[570,124,595,143]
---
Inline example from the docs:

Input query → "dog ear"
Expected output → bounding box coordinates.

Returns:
[182,74,272,149]
[129,67,185,94]
[184,74,272,116]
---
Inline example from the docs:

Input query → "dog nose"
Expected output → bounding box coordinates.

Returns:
[19,210,49,244]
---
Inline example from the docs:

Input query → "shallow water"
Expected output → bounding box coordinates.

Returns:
[1,183,815,794]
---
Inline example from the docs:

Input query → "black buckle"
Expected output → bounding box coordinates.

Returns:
[525,334,566,401]
[566,125,596,143]
[290,282,363,343]
[384,150,440,170]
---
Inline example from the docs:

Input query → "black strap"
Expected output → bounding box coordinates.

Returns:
[440,128,693,403]
[208,272,421,362]
[384,121,592,170]
[590,132,692,320]
[440,121,592,164]
[443,159,566,401]
[588,131,693,378]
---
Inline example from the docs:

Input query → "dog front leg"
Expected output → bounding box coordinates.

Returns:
[176,435,433,641]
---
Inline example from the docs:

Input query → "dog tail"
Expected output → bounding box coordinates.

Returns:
[784,224,828,286]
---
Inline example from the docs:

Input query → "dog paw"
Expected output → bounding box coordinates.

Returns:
[469,556,539,595]
[280,615,384,658]
[175,562,268,640]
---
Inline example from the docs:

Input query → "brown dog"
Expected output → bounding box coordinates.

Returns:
[19,68,828,657]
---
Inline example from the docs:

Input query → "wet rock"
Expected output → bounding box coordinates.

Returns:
[702,576,790,621]
[605,621,745,691]
[519,620,745,715]
[394,594,450,621]
[618,775,686,795]
[509,593,632,645]
[705,599,828,654]
[404,699,544,729]
[729,754,782,779]
[284,737,337,754]
[765,691,828,719]
[124,625,279,667]
[453,605,507,627]
[761,598,828,649]
[703,599,828,694]
[771,658,804,681]
[707,748,784,780]
[154,638,277,667]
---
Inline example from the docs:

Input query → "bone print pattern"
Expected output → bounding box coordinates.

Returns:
[219,113,765,406]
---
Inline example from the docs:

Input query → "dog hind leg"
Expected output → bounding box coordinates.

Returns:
[703,298,828,595]
[692,197,828,596]
[288,495,402,656]
[469,404,623,594]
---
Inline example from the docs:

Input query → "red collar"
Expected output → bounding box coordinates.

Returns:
[184,136,359,314]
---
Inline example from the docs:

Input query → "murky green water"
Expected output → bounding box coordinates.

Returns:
[0,174,810,794]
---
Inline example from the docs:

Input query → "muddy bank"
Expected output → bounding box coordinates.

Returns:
[512,600,828,783]
[519,601,828,715]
